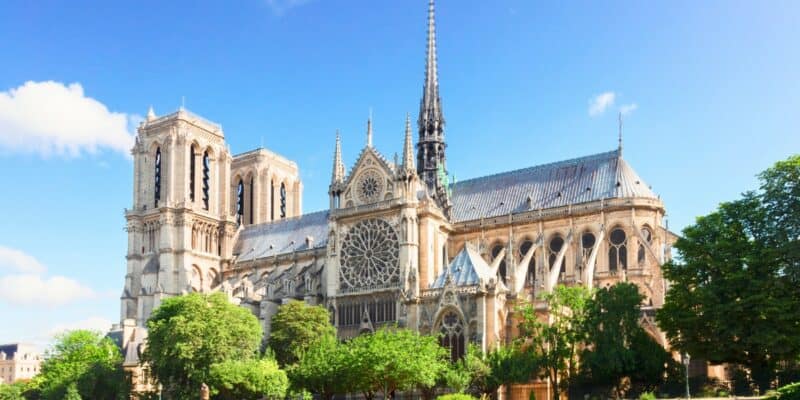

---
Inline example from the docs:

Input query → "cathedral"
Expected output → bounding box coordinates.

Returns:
[114,0,673,393]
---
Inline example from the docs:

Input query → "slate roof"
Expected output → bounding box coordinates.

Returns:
[431,244,493,288]
[450,149,657,222]
[235,210,329,262]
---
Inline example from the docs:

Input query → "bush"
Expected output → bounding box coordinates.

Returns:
[639,391,656,400]
[437,394,476,400]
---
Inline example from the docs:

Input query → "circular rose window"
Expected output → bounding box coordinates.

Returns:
[357,170,384,203]
[339,219,400,291]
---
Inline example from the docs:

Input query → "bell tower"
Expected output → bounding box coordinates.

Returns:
[122,107,235,326]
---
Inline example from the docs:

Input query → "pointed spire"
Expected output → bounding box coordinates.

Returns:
[331,131,345,185]
[366,115,373,148]
[422,0,440,117]
[146,106,156,121]
[618,111,623,157]
[403,113,415,171]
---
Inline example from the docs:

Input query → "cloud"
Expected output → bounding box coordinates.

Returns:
[588,91,616,116]
[0,245,97,306]
[0,274,96,306]
[620,103,638,115]
[0,245,46,274]
[48,316,113,338]
[0,81,137,157]
[265,0,312,16]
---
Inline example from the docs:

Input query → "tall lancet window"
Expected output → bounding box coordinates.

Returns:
[280,182,287,218]
[154,147,162,207]
[249,177,255,224]
[236,179,244,225]
[549,235,565,274]
[189,147,196,201]
[491,244,507,285]
[638,227,652,265]
[519,239,537,287]
[609,228,627,272]
[437,310,466,361]
[202,151,210,210]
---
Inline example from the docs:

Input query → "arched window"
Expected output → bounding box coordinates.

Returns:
[519,239,536,286]
[154,148,161,207]
[638,227,653,265]
[280,182,287,218]
[609,228,627,272]
[189,147,196,201]
[437,310,466,361]
[249,176,255,224]
[236,179,244,225]
[270,179,275,220]
[549,235,565,273]
[491,243,506,285]
[202,151,210,210]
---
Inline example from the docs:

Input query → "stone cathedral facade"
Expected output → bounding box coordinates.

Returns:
[115,0,674,391]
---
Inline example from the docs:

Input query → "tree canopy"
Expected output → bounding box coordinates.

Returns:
[287,334,351,400]
[143,292,263,399]
[580,283,670,397]
[32,329,125,400]
[657,155,800,392]
[268,300,337,367]
[207,358,288,400]
[347,327,449,399]
[516,285,590,400]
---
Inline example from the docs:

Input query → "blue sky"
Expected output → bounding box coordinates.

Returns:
[0,0,798,345]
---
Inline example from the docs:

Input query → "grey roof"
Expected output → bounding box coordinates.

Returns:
[450,150,657,222]
[431,245,492,288]
[235,211,329,262]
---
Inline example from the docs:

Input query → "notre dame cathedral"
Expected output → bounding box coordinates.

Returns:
[114,0,674,394]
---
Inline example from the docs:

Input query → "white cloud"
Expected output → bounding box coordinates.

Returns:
[0,80,136,157]
[620,103,638,115]
[48,316,113,338]
[0,245,46,274]
[0,274,96,306]
[588,91,616,116]
[265,0,312,16]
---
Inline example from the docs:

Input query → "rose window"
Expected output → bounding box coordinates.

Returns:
[357,170,384,203]
[339,219,400,291]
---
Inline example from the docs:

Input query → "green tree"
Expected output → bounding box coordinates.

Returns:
[287,335,352,400]
[516,285,590,400]
[657,155,800,392]
[34,329,125,400]
[63,383,81,400]
[480,344,537,400]
[348,328,448,400]
[207,358,288,400]
[580,283,670,397]
[143,292,263,399]
[0,381,27,400]
[268,300,337,367]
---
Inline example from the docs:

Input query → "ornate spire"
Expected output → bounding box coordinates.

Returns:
[146,106,156,121]
[331,131,345,185]
[402,113,415,171]
[416,0,450,213]
[366,115,373,148]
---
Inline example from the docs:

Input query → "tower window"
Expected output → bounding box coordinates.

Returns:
[236,179,244,225]
[189,147,196,201]
[154,148,162,207]
[271,180,275,220]
[249,177,255,224]
[609,228,627,272]
[202,151,210,210]
[280,182,287,218]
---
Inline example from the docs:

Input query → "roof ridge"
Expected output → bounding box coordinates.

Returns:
[453,149,619,186]
[241,210,329,231]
